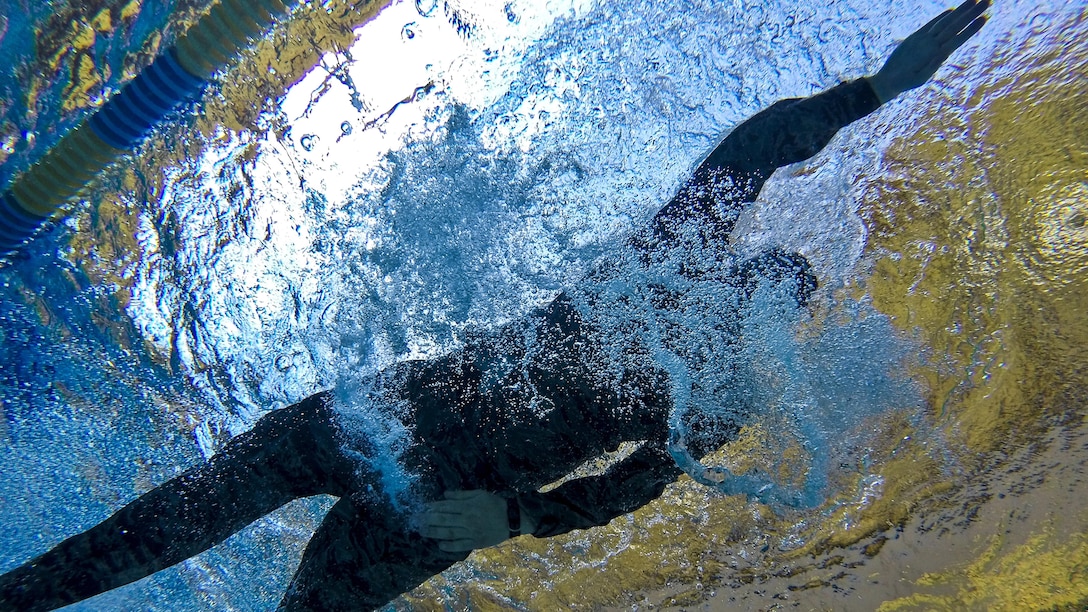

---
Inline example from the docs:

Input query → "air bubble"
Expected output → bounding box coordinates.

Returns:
[1029,12,1048,32]
[341,121,353,136]
[414,0,437,17]
[275,354,293,371]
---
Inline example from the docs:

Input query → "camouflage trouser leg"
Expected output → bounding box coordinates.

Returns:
[0,392,361,612]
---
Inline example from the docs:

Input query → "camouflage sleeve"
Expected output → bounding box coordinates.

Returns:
[517,442,682,539]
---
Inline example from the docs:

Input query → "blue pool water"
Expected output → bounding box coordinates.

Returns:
[1,0,1080,609]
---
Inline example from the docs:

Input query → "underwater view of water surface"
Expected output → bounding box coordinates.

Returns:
[1,0,1086,609]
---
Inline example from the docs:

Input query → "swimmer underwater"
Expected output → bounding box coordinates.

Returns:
[0,2,990,610]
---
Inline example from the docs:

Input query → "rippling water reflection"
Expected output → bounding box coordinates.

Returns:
[1,0,1085,610]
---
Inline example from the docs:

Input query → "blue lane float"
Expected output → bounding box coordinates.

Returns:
[88,50,208,150]
[0,0,300,257]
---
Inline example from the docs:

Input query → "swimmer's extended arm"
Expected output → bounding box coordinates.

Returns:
[649,0,989,244]
[647,79,882,245]
[418,1,994,551]
[516,442,682,538]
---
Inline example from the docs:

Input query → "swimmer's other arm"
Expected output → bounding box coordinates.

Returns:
[420,443,681,552]
[516,442,682,538]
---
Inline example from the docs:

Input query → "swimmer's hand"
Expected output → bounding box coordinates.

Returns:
[867,0,990,104]
[420,490,513,553]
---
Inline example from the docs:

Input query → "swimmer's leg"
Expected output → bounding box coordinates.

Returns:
[279,495,468,611]
[0,392,356,612]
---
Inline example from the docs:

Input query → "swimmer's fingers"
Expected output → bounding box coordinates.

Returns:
[420,506,469,528]
[919,7,955,37]
[419,489,510,551]
[436,539,476,553]
[906,0,989,64]
[942,12,988,55]
[932,0,990,45]
[868,0,990,102]
[418,523,469,540]
[420,503,477,552]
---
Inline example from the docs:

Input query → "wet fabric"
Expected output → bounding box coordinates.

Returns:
[0,78,880,612]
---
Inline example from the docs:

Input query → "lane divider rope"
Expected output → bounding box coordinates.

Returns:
[0,0,301,257]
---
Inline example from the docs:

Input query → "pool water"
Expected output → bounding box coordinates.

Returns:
[1,0,1086,610]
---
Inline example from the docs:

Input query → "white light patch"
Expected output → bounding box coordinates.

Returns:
[277,0,596,203]
[126,0,599,415]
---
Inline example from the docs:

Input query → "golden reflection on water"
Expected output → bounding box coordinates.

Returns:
[855,14,1088,612]
[867,21,1087,455]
